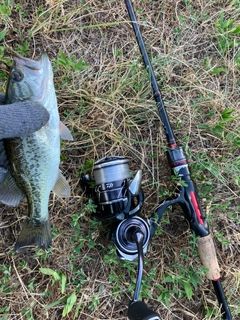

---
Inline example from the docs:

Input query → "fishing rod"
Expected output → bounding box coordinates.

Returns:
[81,1,232,319]
[124,0,232,319]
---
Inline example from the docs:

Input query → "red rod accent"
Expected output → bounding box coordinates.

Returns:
[190,191,204,225]
[170,160,187,167]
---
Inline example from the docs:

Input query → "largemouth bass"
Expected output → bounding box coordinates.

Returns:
[0,53,73,252]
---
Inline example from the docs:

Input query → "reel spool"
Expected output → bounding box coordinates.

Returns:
[92,156,144,222]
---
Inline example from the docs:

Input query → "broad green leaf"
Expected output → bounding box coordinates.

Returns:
[62,292,77,317]
[229,25,240,35]
[0,30,7,42]
[162,275,174,283]
[212,124,224,136]
[222,19,233,31]
[209,67,227,75]
[190,273,202,289]
[59,49,67,60]
[221,108,233,118]
[221,108,237,122]
[0,46,4,58]
[197,124,210,129]
[39,268,61,282]
[183,282,193,300]
[75,59,89,71]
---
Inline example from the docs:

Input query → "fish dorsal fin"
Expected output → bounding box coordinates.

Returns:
[0,171,25,206]
[52,170,71,198]
[59,121,73,141]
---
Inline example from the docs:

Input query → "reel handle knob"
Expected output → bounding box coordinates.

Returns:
[128,301,161,320]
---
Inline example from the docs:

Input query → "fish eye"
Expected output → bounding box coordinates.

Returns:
[11,71,24,82]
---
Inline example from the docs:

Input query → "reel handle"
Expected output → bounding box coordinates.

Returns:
[128,301,161,320]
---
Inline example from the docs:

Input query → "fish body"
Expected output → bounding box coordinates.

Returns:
[0,54,73,252]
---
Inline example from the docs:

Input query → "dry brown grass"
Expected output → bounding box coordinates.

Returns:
[0,0,240,319]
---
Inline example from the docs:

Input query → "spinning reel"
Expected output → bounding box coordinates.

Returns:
[81,156,161,320]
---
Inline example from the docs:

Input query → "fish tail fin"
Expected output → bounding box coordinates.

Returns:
[14,217,52,253]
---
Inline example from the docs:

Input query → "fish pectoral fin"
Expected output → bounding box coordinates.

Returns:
[0,167,8,181]
[14,218,52,253]
[52,170,71,198]
[59,121,73,141]
[0,171,25,206]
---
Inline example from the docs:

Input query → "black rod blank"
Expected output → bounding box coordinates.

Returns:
[124,0,176,147]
